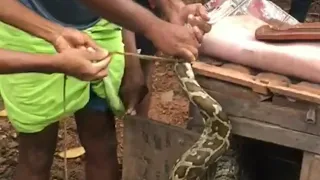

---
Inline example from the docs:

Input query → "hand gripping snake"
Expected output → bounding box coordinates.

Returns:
[169,62,232,180]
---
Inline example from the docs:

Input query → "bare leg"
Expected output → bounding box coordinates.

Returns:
[135,32,156,116]
[135,60,154,116]
[14,122,59,180]
[75,108,120,180]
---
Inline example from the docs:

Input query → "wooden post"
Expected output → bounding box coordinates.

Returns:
[300,152,320,180]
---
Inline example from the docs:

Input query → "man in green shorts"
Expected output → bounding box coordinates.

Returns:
[0,0,210,180]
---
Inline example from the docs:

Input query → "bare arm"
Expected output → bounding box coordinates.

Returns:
[0,0,179,44]
[0,49,60,74]
[0,0,63,44]
[122,29,141,69]
[80,0,169,39]
[154,0,185,21]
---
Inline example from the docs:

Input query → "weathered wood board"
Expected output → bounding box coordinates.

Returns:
[299,152,320,180]
[193,61,320,105]
[186,57,320,154]
[122,115,199,180]
[122,114,320,180]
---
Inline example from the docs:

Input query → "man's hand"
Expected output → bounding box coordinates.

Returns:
[54,48,111,81]
[169,3,212,42]
[52,27,99,53]
[146,20,200,62]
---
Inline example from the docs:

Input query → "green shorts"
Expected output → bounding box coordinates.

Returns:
[0,19,125,133]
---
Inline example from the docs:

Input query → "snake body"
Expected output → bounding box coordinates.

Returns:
[169,62,232,180]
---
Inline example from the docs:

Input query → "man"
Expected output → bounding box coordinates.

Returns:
[289,0,313,22]
[123,0,212,116]
[0,0,210,180]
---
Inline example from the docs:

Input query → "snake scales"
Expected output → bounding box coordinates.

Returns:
[169,62,232,180]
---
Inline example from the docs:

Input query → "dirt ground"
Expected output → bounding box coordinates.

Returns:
[0,1,320,179]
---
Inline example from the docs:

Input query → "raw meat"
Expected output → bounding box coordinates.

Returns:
[200,15,320,83]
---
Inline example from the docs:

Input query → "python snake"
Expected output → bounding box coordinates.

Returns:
[169,62,232,180]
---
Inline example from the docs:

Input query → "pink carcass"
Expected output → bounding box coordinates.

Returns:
[200,15,320,83]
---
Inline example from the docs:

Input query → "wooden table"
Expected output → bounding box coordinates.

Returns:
[188,58,320,180]
[122,57,320,180]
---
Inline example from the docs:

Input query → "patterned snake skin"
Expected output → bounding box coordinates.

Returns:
[169,62,232,180]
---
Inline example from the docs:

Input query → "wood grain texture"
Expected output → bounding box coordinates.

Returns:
[193,61,320,104]
[122,115,320,180]
[300,152,320,180]
[195,78,320,136]
[122,115,199,180]
[255,22,320,41]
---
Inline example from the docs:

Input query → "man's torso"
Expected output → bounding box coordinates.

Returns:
[19,0,100,29]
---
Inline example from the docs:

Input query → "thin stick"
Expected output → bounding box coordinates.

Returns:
[111,51,185,63]
[63,119,68,180]
[62,75,68,180]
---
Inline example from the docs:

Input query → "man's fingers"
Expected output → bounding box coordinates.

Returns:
[93,70,108,80]
[83,33,100,50]
[85,48,110,62]
[54,38,71,53]
[78,46,86,50]
[188,45,199,59]
[186,25,201,48]
[195,16,212,33]
[92,56,111,69]
[197,5,210,21]
[185,4,210,21]
[177,48,197,62]
[88,58,110,80]
[193,26,204,43]
[188,15,211,33]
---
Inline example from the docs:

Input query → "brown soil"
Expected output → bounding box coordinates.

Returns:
[0,1,319,179]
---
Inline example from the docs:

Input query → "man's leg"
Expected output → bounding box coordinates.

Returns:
[289,0,312,22]
[135,33,156,116]
[75,92,120,180]
[14,122,59,180]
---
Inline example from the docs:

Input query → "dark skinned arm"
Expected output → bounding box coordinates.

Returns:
[153,0,211,33]
[0,49,60,74]
[122,29,141,69]
[0,0,176,44]
[0,0,64,44]
[80,0,169,39]
[153,0,185,21]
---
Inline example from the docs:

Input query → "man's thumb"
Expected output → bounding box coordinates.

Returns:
[86,47,110,61]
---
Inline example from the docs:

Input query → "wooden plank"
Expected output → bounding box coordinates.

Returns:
[192,61,320,105]
[199,87,320,136]
[230,116,320,154]
[122,115,199,180]
[309,155,320,180]
[196,77,271,102]
[272,95,311,111]
[122,115,320,180]
[190,106,320,154]
[300,152,320,180]
[268,84,320,105]
[192,62,269,94]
